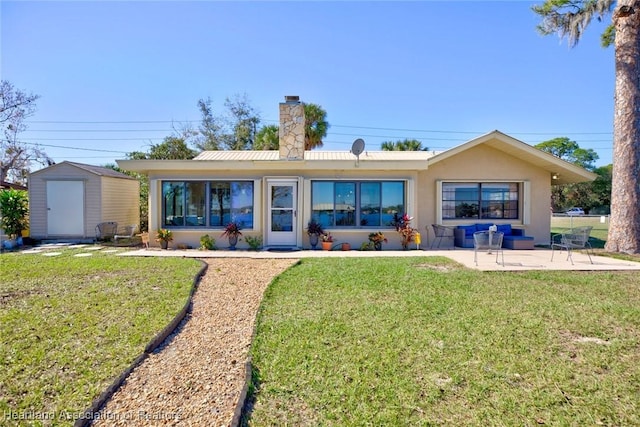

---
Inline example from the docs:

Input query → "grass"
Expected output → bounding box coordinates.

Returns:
[247,257,640,426]
[551,216,610,248]
[0,247,202,422]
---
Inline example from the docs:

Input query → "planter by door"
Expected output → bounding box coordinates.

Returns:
[228,234,239,250]
[322,241,332,251]
[160,240,168,250]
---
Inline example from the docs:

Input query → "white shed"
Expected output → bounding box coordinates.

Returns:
[29,162,139,240]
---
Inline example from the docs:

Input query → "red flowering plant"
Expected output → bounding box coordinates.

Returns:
[392,213,417,250]
[221,221,243,238]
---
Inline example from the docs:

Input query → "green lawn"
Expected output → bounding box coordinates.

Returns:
[0,248,202,423]
[551,215,609,248]
[247,257,640,426]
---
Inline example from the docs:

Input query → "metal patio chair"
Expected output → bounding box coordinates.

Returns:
[473,230,504,266]
[551,226,594,265]
[95,221,118,242]
[430,224,455,249]
[114,224,138,245]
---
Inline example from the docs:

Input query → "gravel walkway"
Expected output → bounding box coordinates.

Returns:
[92,258,298,427]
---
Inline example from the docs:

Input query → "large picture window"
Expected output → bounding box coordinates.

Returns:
[311,180,405,228]
[442,182,518,220]
[162,181,254,228]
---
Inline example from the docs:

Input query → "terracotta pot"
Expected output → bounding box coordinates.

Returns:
[321,241,332,251]
[341,243,351,251]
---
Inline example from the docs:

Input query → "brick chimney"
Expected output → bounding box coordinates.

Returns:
[279,96,305,160]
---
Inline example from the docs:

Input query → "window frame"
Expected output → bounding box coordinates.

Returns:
[161,180,255,229]
[311,179,406,229]
[439,181,521,221]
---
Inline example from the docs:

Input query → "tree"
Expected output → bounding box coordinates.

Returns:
[253,124,279,150]
[535,137,598,170]
[535,137,601,212]
[303,103,329,150]
[129,136,197,160]
[0,80,52,185]
[193,97,225,151]
[381,138,428,151]
[533,0,640,253]
[224,94,260,150]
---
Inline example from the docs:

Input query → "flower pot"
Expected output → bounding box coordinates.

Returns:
[321,241,332,251]
[160,240,168,250]
[228,234,238,250]
[341,243,351,251]
[309,233,319,249]
[374,242,382,251]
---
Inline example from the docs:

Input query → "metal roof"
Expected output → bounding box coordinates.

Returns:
[193,150,439,161]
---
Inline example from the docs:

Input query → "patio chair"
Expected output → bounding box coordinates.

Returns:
[95,221,118,242]
[473,230,504,266]
[430,224,455,249]
[114,224,138,245]
[550,226,593,265]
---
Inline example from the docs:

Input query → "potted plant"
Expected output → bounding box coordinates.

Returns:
[392,213,417,250]
[368,231,387,251]
[156,228,173,249]
[0,189,28,248]
[320,232,335,251]
[306,219,324,249]
[221,221,242,250]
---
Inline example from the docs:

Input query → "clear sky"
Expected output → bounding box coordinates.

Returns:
[2,1,615,170]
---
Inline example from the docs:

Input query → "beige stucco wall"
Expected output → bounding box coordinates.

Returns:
[417,144,551,245]
[143,145,553,249]
[146,168,419,250]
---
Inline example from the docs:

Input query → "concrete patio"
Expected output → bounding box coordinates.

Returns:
[118,247,640,272]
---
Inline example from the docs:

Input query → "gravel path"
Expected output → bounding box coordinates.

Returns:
[93,258,298,427]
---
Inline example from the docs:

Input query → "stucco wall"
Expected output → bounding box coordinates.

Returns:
[417,144,551,245]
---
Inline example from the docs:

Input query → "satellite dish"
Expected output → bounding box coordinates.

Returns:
[351,138,365,156]
[351,138,365,166]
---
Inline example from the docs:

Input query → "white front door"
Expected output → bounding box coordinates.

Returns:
[47,180,84,236]
[266,180,298,247]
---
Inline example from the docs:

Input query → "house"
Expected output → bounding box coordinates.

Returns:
[116,96,596,250]
[29,162,139,241]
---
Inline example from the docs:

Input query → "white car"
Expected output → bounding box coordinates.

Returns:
[565,207,585,216]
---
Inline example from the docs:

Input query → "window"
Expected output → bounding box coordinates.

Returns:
[442,182,518,220]
[311,180,405,228]
[162,181,253,228]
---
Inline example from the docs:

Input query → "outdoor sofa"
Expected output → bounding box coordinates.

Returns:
[453,223,534,249]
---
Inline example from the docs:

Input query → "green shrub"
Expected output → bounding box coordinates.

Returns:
[0,189,29,238]
[244,235,262,251]
[199,234,216,250]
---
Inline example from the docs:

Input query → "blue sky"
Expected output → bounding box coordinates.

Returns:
[2,1,614,169]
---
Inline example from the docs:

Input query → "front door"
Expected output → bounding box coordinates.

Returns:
[267,180,298,247]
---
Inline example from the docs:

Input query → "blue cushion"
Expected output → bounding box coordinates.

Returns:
[458,225,477,237]
[475,223,493,232]
[497,224,512,236]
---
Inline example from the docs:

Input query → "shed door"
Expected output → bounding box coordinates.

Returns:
[47,181,84,236]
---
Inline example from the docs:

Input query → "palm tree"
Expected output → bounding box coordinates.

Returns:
[254,124,279,150]
[381,138,428,151]
[533,0,640,254]
[303,103,329,150]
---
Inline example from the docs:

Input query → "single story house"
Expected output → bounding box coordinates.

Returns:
[29,162,139,240]
[117,96,596,250]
